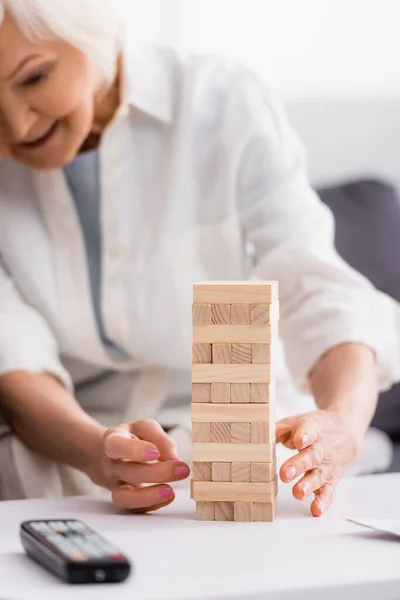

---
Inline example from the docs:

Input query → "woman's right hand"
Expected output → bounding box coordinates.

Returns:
[92,419,190,513]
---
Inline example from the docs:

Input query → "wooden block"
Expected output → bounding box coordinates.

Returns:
[251,304,271,324]
[192,343,211,364]
[192,304,211,325]
[252,344,271,364]
[231,383,250,403]
[231,422,251,443]
[253,499,276,522]
[251,421,274,443]
[250,383,271,403]
[196,501,215,520]
[193,364,271,384]
[250,461,276,483]
[192,480,276,502]
[192,383,211,403]
[212,344,232,364]
[191,403,271,423]
[231,343,252,364]
[193,442,273,463]
[192,462,212,481]
[231,304,250,324]
[210,422,231,443]
[193,282,278,305]
[193,325,271,344]
[234,502,253,522]
[211,304,231,324]
[192,422,211,442]
[211,462,231,482]
[231,462,251,482]
[215,501,234,521]
[211,382,230,403]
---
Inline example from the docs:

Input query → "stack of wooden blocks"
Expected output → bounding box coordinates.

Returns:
[190,281,279,522]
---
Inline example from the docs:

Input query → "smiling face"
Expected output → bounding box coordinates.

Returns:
[0,13,101,169]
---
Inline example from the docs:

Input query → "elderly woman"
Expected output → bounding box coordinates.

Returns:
[0,0,398,515]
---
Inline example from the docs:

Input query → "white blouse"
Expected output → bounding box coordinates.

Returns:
[0,40,399,422]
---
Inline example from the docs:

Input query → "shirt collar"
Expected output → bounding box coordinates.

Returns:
[119,39,173,124]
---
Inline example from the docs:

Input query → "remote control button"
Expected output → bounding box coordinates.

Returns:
[65,521,90,533]
[31,522,52,534]
[48,521,68,533]
[70,537,104,558]
[47,534,86,559]
[109,552,126,560]
[85,533,119,555]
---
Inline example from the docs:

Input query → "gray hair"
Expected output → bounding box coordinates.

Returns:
[0,0,121,85]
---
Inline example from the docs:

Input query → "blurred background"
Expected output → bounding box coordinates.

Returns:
[117,0,400,472]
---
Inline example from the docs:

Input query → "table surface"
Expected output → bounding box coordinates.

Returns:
[1,473,400,600]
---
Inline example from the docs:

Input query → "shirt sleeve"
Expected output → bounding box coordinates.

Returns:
[234,68,400,393]
[0,256,73,391]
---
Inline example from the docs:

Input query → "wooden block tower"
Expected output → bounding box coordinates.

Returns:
[190,281,279,522]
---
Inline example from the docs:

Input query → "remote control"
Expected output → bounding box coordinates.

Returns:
[20,519,132,584]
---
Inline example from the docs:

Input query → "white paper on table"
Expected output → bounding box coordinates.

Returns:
[347,517,400,538]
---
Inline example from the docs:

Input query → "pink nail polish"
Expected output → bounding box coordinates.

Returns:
[144,448,159,460]
[175,466,189,477]
[286,466,296,480]
[158,487,174,499]
[301,433,309,447]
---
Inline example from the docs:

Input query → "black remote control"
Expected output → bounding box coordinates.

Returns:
[20,519,132,584]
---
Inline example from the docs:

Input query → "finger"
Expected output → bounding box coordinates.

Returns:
[275,419,296,449]
[311,483,335,517]
[292,465,331,501]
[112,482,175,511]
[291,419,320,451]
[280,441,324,482]
[115,459,190,485]
[104,426,160,462]
[130,419,178,461]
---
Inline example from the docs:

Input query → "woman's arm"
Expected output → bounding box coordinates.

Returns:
[277,343,379,516]
[0,371,106,482]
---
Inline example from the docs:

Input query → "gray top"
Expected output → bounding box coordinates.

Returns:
[64,150,125,359]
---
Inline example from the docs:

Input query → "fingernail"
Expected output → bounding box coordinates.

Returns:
[285,466,296,480]
[175,466,189,477]
[158,487,174,499]
[301,483,311,496]
[144,448,160,460]
[301,434,309,447]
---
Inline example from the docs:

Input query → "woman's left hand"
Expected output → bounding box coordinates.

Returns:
[276,409,362,517]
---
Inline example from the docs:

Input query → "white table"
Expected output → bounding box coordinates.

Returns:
[1,473,399,600]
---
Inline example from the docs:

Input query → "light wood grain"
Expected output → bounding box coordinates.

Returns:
[234,502,253,522]
[192,480,276,502]
[214,501,234,521]
[211,304,231,324]
[191,403,271,423]
[192,343,211,364]
[252,344,271,364]
[192,422,211,442]
[192,462,212,481]
[212,344,232,364]
[250,383,272,403]
[250,461,276,483]
[192,304,211,325]
[192,364,271,383]
[195,501,215,520]
[211,462,231,482]
[193,442,273,462]
[231,462,251,482]
[250,304,271,324]
[253,499,276,522]
[231,343,252,364]
[251,422,274,443]
[210,422,231,443]
[231,383,250,403]
[231,422,251,443]
[191,383,211,403]
[231,304,250,324]
[193,282,278,304]
[193,325,271,344]
[211,382,230,403]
